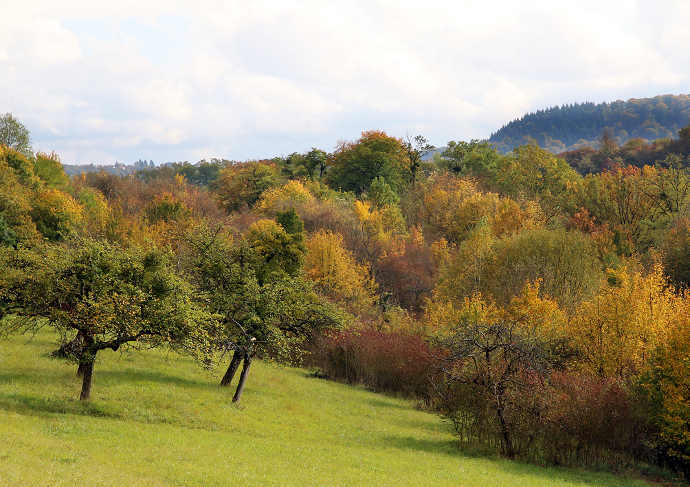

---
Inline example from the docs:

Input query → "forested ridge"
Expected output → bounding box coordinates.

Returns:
[490,94,690,154]
[2,113,690,483]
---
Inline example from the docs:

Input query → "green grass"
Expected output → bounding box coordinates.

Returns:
[0,331,654,487]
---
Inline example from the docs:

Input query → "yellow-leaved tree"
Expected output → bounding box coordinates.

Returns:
[639,296,690,472]
[257,180,315,215]
[304,229,378,319]
[571,265,682,377]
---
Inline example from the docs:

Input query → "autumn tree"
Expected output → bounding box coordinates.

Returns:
[575,165,657,253]
[245,218,305,284]
[661,217,690,287]
[639,299,690,477]
[434,293,564,458]
[495,144,581,220]
[304,229,378,317]
[216,161,281,212]
[433,226,601,310]
[256,180,315,215]
[31,188,85,241]
[376,228,436,312]
[0,152,40,247]
[570,265,681,378]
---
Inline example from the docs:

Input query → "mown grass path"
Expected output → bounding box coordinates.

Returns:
[0,331,651,486]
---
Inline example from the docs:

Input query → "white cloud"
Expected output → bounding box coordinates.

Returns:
[0,0,689,163]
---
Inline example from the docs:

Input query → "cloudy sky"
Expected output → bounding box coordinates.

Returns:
[1,1,689,164]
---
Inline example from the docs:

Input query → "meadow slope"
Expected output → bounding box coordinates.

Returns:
[0,331,652,487]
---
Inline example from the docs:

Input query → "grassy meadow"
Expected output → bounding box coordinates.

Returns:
[0,330,655,487]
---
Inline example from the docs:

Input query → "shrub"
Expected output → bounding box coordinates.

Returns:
[310,327,435,398]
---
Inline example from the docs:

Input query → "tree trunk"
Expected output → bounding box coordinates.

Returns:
[79,359,95,401]
[496,402,514,458]
[220,350,243,387]
[232,355,252,403]
[77,361,88,377]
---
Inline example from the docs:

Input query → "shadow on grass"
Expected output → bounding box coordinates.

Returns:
[383,434,648,486]
[387,416,455,435]
[0,391,225,432]
[0,392,120,419]
[365,397,413,411]
[383,435,460,455]
[96,369,215,390]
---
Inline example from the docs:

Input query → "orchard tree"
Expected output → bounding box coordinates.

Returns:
[189,221,342,403]
[0,240,215,400]
[0,113,32,157]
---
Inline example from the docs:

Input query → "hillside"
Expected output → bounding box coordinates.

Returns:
[490,94,690,153]
[0,331,653,487]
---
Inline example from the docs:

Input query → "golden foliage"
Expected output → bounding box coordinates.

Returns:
[304,229,378,317]
[571,265,682,377]
[257,180,315,214]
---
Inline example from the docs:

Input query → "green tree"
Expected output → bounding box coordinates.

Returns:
[440,140,502,179]
[0,113,32,157]
[327,130,410,195]
[367,176,400,208]
[245,218,305,284]
[403,134,434,183]
[0,241,214,400]
[33,152,70,189]
[496,145,580,208]
[303,148,328,180]
[188,226,341,403]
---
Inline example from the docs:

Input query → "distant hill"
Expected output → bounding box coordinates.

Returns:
[489,94,690,153]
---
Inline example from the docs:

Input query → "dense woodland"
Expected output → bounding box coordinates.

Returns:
[490,94,690,154]
[2,112,690,480]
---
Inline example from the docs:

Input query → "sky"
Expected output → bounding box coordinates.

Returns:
[1,0,690,165]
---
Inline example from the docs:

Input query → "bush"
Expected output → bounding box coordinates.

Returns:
[540,372,654,468]
[309,327,435,398]
[435,368,655,469]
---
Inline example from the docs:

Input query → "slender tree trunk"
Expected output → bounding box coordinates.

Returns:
[232,354,252,403]
[79,359,95,401]
[220,350,243,387]
[495,401,514,458]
